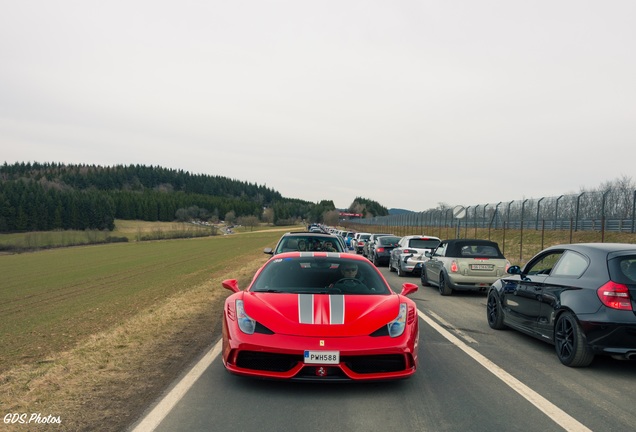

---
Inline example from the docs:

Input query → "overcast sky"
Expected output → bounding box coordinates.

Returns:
[1,1,634,211]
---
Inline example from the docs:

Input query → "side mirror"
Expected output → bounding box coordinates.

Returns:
[507,265,522,275]
[263,247,273,255]
[425,251,432,258]
[400,282,418,296]
[222,279,241,293]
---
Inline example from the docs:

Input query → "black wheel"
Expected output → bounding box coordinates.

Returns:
[438,273,453,296]
[486,291,506,329]
[420,268,429,286]
[554,312,594,367]
[372,254,380,266]
[397,262,405,277]
[388,258,395,272]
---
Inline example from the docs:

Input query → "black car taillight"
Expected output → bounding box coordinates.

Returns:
[403,249,416,254]
[376,247,385,252]
[597,281,633,311]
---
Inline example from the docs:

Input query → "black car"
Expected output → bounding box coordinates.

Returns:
[264,232,347,255]
[486,243,636,367]
[369,235,401,266]
[363,233,393,258]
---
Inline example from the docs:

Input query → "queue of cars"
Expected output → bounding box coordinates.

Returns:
[248,225,636,371]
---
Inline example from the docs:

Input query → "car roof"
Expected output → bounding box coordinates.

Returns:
[441,238,499,246]
[542,242,636,254]
[283,231,340,237]
[268,251,371,262]
[402,234,440,240]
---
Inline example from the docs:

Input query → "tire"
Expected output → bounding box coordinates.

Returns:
[372,254,380,266]
[438,273,453,296]
[554,312,594,367]
[420,268,429,286]
[388,258,395,272]
[397,262,405,277]
[486,291,506,330]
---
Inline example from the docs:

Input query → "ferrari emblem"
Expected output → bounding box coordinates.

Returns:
[320,340,325,346]
[316,367,327,377]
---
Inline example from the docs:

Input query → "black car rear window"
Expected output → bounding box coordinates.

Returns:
[443,241,505,258]
[459,245,502,258]
[609,257,636,284]
[379,237,400,245]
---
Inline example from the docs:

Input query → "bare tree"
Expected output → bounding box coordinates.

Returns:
[262,207,274,225]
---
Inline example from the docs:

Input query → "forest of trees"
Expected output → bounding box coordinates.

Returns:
[0,162,383,233]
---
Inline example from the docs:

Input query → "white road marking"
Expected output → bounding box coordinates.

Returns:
[131,310,591,432]
[418,310,592,432]
[130,340,223,432]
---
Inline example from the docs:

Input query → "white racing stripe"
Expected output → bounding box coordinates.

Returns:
[330,294,344,324]
[298,294,314,324]
[418,310,591,432]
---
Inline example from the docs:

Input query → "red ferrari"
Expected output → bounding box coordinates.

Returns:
[221,252,420,381]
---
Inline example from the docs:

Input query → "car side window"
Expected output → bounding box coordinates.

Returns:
[434,243,447,257]
[525,252,563,275]
[550,251,588,277]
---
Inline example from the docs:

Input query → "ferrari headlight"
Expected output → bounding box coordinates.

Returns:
[388,303,407,338]
[236,300,256,335]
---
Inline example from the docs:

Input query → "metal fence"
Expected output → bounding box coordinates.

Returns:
[350,189,636,234]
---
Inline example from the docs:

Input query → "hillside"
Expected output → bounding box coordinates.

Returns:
[0,162,388,232]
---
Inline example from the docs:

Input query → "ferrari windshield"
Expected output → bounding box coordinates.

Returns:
[251,256,391,295]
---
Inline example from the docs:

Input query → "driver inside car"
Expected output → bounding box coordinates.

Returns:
[340,264,359,279]
[328,263,366,290]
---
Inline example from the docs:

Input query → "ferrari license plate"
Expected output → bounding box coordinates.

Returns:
[471,264,494,270]
[304,350,340,364]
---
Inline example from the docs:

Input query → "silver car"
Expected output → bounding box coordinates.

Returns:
[351,232,372,254]
[388,235,441,277]
[422,239,510,295]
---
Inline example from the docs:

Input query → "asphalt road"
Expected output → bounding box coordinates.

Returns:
[130,266,636,432]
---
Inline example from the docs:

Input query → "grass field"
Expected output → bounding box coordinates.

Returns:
[0,225,298,431]
[0,228,288,373]
[0,219,217,252]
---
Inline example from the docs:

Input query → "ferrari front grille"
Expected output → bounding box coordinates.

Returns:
[236,351,301,372]
[342,355,406,374]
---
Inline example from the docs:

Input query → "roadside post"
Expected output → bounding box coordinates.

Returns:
[453,205,467,239]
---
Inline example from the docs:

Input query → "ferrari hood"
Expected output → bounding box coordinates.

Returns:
[242,292,401,337]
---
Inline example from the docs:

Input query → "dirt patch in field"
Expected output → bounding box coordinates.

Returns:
[0,256,265,432]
